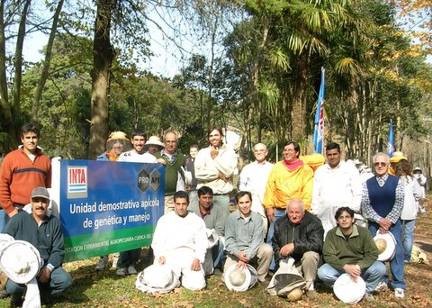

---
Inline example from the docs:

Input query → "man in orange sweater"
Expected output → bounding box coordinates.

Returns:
[0,123,51,231]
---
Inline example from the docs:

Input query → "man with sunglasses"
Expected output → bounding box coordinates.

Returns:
[361,152,405,299]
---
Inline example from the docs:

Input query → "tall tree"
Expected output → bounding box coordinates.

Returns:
[88,0,115,159]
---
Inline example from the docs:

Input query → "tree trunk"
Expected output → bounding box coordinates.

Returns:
[12,0,31,118]
[89,0,115,159]
[32,0,64,119]
[291,56,308,141]
[0,0,11,125]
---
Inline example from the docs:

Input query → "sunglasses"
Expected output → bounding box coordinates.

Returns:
[374,162,387,167]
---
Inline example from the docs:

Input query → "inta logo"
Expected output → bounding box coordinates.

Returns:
[67,166,88,198]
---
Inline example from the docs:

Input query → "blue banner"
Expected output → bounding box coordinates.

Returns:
[387,120,395,156]
[59,160,164,261]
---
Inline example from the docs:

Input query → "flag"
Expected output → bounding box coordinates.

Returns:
[313,67,325,154]
[387,120,395,156]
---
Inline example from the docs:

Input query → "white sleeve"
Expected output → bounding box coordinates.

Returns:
[213,148,237,177]
[350,168,363,212]
[311,169,323,215]
[151,217,167,257]
[194,149,219,181]
[194,218,209,263]
[239,165,249,191]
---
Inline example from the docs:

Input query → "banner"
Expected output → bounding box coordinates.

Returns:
[59,160,164,262]
[313,67,325,154]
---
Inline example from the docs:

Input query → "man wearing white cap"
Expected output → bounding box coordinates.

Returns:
[311,142,362,236]
[318,207,386,299]
[3,187,72,305]
[151,191,207,290]
[361,152,405,298]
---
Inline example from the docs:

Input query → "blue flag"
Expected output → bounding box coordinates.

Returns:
[387,121,395,156]
[313,67,325,154]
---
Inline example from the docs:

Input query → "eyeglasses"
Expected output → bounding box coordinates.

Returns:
[374,162,387,167]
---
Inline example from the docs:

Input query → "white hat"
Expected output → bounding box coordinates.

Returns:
[333,273,366,304]
[135,264,180,294]
[0,234,14,251]
[374,232,396,261]
[0,240,43,284]
[224,264,257,292]
[206,228,219,249]
[144,136,164,149]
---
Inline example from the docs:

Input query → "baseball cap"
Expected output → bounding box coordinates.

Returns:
[31,187,50,200]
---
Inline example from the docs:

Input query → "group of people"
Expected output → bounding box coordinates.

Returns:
[0,122,429,305]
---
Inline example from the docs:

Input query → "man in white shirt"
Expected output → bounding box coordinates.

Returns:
[118,132,157,164]
[311,142,362,236]
[116,131,153,276]
[195,128,237,210]
[239,143,273,232]
[151,191,208,290]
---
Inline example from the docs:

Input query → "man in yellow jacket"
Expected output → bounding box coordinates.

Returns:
[263,141,313,270]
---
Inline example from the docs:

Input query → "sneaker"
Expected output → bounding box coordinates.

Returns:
[395,288,404,298]
[95,256,108,271]
[116,267,127,276]
[374,281,388,292]
[127,265,138,275]
[111,253,120,269]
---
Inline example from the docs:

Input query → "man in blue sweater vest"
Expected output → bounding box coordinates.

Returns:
[361,152,405,298]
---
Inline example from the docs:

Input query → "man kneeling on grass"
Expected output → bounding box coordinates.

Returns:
[224,191,273,285]
[3,187,72,306]
[151,190,208,290]
[318,207,386,300]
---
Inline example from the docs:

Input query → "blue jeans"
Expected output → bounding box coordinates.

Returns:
[368,220,405,289]
[401,219,416,261]
[318,261,386,293]
[0,210,8,232]
[6,266,72,296]
[212,239,225,269]
[266,208,286,271]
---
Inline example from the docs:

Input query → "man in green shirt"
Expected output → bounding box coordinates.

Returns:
[318,207,386,297]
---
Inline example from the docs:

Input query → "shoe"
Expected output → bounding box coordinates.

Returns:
[127,265,138,275]
[116,267,127,276]
[307,281,315,292]
[95,256,108,271]
[111,253,120,269]
[10,294,23,307]
[395,288,405,298]
[374,281,388,292]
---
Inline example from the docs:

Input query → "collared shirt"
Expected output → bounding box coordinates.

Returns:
[361,174,404,223]
[239,160,273,217]
[311,161,362,234]
[188,201,229,236]
[224,210,264,260]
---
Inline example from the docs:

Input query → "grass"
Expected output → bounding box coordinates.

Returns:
[1,204,432,307]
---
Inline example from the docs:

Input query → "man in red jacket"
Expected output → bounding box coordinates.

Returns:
[0,123,51,231]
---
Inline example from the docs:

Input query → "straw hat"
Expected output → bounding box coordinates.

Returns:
[107,131,128,142]
[0,240,43,284]
[144,136,164,150]
[333,273,366,304]
[135,264,179,294]
[224,263,257,292]
[390,151,407,163]
[374,232,396,261]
